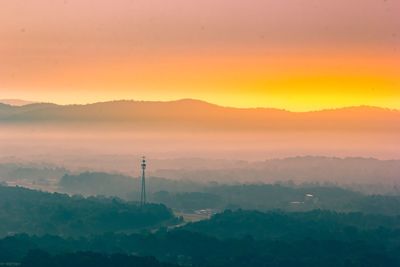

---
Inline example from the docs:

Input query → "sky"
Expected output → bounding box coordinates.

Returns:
[1,0,399,111]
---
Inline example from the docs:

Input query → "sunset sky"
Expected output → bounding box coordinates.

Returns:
[1,0,399,111]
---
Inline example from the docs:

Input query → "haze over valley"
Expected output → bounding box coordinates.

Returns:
[1,0,399,265]
[1,100,399,167]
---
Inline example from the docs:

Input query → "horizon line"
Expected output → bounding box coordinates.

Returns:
[1,98,399,113]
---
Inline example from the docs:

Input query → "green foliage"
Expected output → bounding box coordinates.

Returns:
[20,251,178,267]
[2,210,400,266]
[0,185,177,237]
[59,172,400,215]
[3,181,400,266]
[183,209,400,240]
[154,184,400,215]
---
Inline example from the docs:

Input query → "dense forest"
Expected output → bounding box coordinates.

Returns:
[2,179,400,266]
[0,185,178,237]
[1,209,400,266]
[182,209,400,240]
[20,251,178,267]
[59,172,400,215]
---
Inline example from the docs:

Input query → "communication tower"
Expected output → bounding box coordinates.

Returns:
[140,156,147,206]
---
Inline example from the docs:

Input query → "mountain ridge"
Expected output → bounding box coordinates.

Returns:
[0,99,398,132]
[0,99,35,106]
[1,98,398,113]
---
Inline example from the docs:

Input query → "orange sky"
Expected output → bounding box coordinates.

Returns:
[1,0,399,111]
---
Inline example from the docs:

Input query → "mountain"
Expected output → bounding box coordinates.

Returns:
[0,184,177,236]
[0,99,398,160]
[0,99,35,106]
[0,99,398,132]
[152,156,400,185]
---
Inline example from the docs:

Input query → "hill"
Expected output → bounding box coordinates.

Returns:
[3,210,400,266]
[20,251,179,267]
[0,99,398,132]
[153,156,400,185]
[0,99,35,106]
[0,185,178,237]
[1,99,398,160]
[58,172,400,215]
[182,209,400,240]
[59,172,202,199]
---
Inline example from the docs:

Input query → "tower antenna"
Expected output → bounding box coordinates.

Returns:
[140,156,147,206]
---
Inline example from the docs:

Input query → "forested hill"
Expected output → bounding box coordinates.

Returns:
[0,185,178,237]
[0,100,398,132]
[58,173,400,215]
[20,252,179,267]
[182,209,400,240]
[3,209,400,267]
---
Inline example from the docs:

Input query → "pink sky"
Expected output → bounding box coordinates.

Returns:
[1,0,399,110]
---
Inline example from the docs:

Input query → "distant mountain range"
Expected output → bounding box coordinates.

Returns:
[0,99,398,132]
[152,156,400,186]
[0,99,35,106]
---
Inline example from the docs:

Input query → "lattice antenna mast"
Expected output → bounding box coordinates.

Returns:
[140,156,147,206]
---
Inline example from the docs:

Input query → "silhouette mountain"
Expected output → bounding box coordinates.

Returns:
[0,99,398,132]
[0,99,35,106]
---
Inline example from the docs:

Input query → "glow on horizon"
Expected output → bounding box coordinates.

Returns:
[2,48,399,111]
[3,93,399,113]
[1,0,399,112]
